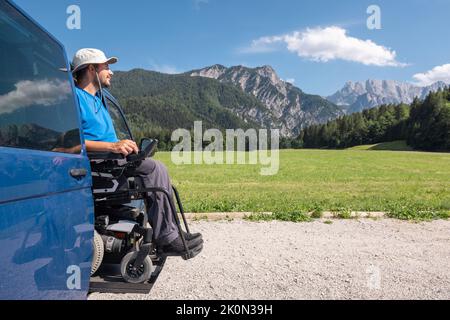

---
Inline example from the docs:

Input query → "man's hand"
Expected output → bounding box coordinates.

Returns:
[110,139,139,156]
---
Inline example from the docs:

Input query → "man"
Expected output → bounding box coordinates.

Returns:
[72,48,202,256]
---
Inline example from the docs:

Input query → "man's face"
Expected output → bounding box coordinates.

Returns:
[95,63,113,88]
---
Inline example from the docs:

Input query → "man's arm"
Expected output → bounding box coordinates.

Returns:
[85,139,139,156]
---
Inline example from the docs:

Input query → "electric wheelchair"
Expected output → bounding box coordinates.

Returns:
[88,91,202,293]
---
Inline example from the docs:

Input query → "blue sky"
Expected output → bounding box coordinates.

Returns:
[14,0,450,96]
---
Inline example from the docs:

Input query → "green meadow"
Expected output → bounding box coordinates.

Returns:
[154,149,450,220]
[347,140,414,151]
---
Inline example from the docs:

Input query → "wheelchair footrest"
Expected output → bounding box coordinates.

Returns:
[182,243,203,261]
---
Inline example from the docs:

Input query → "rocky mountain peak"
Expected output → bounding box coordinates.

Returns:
[327,79,448,114]
[255,65,281,86]
[191,64,227,79]
[190,64,343,137]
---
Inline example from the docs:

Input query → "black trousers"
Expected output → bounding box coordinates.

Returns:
[134,159,179,245]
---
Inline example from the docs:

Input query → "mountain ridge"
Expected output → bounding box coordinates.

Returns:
[189,64,343,137]
[109,69,277,138]
[328,79,449,113]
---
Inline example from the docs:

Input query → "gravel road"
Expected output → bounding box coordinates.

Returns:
[90,219,450,300]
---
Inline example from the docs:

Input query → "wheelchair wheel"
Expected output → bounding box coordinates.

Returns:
[91,230,104,276]
[120,251,153,284]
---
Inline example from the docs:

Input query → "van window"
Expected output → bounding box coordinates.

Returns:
[0,1,81,153]
[104,95,132,141]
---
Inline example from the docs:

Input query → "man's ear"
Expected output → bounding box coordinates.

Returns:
[88,64,96,74]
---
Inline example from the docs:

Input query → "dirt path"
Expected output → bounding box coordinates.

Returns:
[90,219,450,300]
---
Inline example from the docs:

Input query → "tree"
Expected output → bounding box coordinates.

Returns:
[297,86,450,151]
[407,90,450,151]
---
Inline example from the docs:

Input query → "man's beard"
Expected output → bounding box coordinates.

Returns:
[95,76,110,89]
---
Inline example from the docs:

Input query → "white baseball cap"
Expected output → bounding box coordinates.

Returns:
[71,48,118,73]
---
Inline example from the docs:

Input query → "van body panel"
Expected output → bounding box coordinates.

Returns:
[0,0,94,300]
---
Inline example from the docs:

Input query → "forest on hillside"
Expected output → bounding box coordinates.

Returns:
[293,88,450,152]
[110,69,275,150]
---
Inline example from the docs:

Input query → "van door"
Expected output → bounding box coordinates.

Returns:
[0,1,94,299]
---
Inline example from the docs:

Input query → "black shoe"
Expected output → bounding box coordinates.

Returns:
[182,231,202,241]
[159,236,203,256]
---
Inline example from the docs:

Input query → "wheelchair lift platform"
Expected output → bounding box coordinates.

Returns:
[89,257,166,294]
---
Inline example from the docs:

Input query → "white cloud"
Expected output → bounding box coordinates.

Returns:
[284,78,295,84]
[239,35,285,54]
[412,64,450,86]
[243,26,407,67]
[0,79,71,115]
[150,62,180,74]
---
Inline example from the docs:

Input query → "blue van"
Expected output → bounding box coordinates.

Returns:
[0,0,95,299]
[0,0,202,300]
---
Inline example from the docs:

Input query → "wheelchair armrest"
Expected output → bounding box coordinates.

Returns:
[87,150,147,163]
[87,151,125,161]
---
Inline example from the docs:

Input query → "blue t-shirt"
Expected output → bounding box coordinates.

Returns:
[75,87,119,143]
